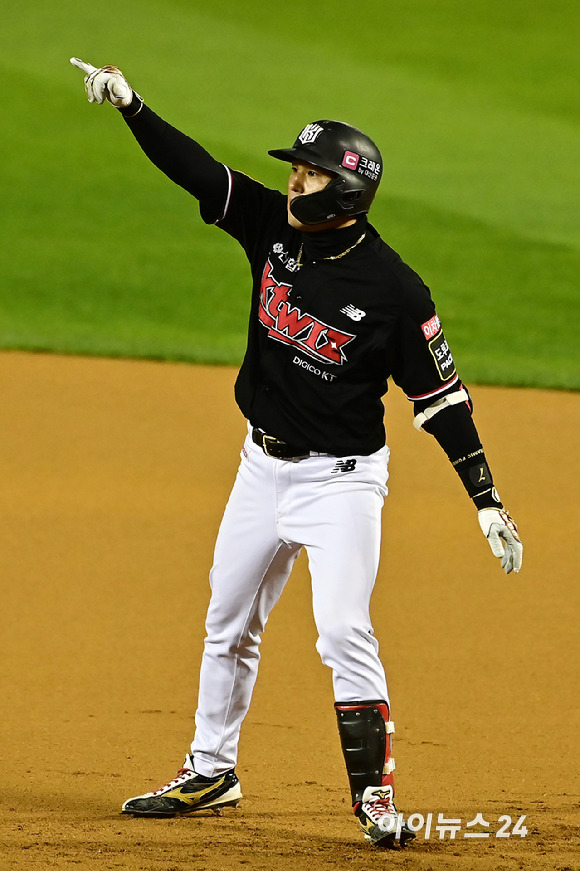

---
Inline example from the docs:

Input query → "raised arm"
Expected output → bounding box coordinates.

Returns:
[70,58,229,209]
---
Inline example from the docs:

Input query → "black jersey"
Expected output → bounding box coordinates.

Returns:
[199,169,458,455]
[121,102,502,508]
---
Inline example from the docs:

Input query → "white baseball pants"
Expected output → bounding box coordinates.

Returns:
[191,428,390,777]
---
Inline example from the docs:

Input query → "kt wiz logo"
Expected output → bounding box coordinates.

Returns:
[258,261,354,365]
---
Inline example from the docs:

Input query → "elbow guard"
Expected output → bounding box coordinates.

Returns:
[413,387,470,431]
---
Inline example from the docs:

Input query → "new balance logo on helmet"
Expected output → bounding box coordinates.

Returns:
[298,123,324,145]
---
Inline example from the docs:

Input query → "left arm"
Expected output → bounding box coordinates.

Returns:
[389,261,523,574]
[417,389,523,574]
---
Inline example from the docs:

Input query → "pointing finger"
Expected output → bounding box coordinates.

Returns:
[70,57,98,75]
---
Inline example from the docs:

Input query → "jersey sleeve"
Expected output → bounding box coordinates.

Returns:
[202,169,287,263]
[119,100,285,264]
[389,262,460,410]
[120,102,230,217]
[389,262,504,511]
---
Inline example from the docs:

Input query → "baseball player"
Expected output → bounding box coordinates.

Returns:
[71,58,523,849]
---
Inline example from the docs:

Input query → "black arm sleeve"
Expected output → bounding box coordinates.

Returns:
[423,402,503,510]
[118,95,229,214]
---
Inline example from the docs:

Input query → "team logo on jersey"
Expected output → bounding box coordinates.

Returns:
[298,123,324,145]
[340,304,366,322]
[259,261,355,365]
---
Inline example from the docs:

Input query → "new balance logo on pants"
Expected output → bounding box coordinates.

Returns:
[332,459,357,474]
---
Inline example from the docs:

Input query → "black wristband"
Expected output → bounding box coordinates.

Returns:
[452,450,503,510]
[422,402,503,511]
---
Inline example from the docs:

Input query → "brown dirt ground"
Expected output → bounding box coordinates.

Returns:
[0,351,578,871]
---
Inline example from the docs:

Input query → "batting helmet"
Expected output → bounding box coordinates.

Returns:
[268,120,383,225]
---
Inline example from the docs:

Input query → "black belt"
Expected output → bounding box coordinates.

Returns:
[251,428,324,461]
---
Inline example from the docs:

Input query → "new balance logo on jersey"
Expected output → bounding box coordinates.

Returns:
[332,459,357,474]
[259,261,355,365]
[341,304,366,322]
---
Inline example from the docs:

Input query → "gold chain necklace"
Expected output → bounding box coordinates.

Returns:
[296,232,366,269]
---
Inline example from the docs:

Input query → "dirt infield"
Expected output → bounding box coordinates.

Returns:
[0,352,577,871]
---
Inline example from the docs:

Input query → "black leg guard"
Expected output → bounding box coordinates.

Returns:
[334,700,395,807]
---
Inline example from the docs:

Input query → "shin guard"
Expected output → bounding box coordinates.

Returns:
[334,700,396,807]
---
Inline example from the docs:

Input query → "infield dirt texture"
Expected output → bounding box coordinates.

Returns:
[0,352,578,870]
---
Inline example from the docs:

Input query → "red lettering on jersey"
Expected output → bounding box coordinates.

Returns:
[258,261,354,365]
[315,327,354,362]
[300,320,327,354]
[274,300,314,339]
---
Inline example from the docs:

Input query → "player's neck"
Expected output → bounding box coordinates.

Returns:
[300,216,367,262]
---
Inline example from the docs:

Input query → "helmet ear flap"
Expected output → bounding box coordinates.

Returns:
[289,177,344,225]
[289,178,366,225]
[289,188,339,225]
[338,189,364,210]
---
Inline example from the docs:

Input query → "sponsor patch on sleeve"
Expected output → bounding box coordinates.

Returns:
[421,314,441,339]
[428,330,456,381]
[420,313,456,381]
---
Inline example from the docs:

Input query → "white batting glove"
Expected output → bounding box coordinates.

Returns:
[70,57,134,107]
[478,508,523,574]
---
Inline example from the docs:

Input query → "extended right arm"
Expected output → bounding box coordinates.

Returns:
[70,58,229,211]
[120,96,229,209]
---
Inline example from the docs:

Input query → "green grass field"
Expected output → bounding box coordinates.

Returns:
[2,0,579,388]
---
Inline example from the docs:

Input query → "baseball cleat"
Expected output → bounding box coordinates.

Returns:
[121,755,242,817]
[356,786,415,849]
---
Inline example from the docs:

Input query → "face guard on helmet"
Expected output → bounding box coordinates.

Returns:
[268,120,383,225]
